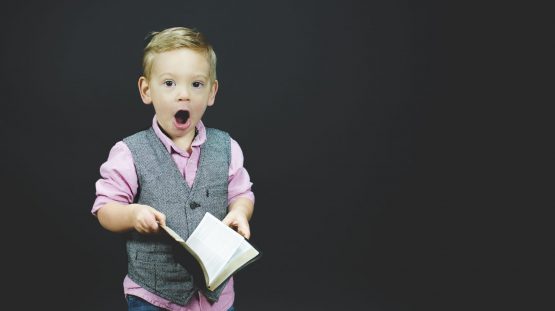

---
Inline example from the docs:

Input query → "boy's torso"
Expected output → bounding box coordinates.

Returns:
[123,126,231,306]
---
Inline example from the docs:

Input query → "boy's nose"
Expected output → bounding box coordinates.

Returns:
[177,86,190,101]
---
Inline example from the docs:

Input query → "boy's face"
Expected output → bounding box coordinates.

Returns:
[138,48,217,142]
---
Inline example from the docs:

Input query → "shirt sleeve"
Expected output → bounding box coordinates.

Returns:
[228,138,255,205]
[91,141,138,215]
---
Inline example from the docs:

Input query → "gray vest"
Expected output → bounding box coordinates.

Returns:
[123,127,230,306]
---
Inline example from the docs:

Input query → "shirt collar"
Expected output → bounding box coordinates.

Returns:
[151,116,207,155]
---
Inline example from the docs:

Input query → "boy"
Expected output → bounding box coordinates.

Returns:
[92,27,254,311]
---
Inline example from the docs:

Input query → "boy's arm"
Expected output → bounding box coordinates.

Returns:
[224,138,255,239]
[97,202,166,234]
[93,141,165,234]
[223,197,254,239]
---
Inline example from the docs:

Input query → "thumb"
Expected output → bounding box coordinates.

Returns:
[222,214,233,226]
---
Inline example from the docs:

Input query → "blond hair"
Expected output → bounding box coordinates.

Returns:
[142,27,217,82]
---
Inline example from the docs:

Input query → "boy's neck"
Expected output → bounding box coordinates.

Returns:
[157,121,197,154]
[172,131,196,154]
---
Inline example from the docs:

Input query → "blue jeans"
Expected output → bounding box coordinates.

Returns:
[127,295,235,311]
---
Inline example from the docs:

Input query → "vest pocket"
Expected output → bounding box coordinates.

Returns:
[129,260,194,302]
[204,188,228,220]
[155,263,194,293]
[128,259,155,288]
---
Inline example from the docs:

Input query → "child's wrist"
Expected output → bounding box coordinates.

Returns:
[227,208,248,222]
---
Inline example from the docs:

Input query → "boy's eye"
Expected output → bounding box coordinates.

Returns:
[164,80,175,87]
[192,81,204,88]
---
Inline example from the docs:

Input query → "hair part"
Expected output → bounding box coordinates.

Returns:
[142,27,217,82]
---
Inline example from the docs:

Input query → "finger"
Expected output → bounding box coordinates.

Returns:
[237,221,251,239]
[137,219,152,234]
[152,209,166,227]
[145,216,159,232]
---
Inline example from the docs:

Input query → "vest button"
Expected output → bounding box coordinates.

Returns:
[189,201,201,209]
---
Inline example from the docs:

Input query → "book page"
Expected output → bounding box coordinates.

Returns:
[185,213,244,287]
[209,238,260,290]
[160,213,260,290]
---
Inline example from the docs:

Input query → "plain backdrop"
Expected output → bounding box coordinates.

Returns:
[0,0,548,310]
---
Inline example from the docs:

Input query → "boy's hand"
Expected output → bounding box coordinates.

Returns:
[222,209,251,239]
[131,204,166,234]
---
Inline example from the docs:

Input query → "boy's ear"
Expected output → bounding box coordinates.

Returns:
[207,80,219,107]
[138,76,152,104]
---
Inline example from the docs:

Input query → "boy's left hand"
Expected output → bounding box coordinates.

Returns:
[222,209,250,239]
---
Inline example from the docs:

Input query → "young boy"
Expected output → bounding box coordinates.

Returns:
[92,27,254,311]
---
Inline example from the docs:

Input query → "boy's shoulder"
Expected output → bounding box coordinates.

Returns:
[205,127,232,148]
[205,127,230,138]
[122,127,153,143]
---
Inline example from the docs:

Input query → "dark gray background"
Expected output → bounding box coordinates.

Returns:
[1,0,545,310]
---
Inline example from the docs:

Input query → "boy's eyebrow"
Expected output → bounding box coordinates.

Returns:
[157,73,209,80]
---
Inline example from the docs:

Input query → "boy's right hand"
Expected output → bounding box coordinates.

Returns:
[131,204,166,234]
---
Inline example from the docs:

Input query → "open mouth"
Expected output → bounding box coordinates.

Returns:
[175,110,190,125]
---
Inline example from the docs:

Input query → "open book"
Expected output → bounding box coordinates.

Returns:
[160,212,261,291]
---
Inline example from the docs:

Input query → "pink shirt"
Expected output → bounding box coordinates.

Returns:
[93,117,254,311]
